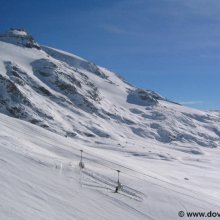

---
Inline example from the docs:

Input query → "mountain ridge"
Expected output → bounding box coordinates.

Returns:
[0,28,219,150]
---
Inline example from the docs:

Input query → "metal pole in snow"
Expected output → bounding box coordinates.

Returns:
[79,150,85,169]
[115,170,122,193]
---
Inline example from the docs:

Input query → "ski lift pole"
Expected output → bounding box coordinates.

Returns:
[79,149,85,169]
[117,170,120,184]
[115,170,122,193]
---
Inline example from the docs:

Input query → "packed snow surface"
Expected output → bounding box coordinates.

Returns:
[0,29,220,219]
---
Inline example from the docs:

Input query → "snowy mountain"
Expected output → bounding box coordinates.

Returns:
[0,28,220,220]
[0,28,219,148]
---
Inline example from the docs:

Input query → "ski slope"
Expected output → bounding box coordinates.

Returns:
[1,113,220,220]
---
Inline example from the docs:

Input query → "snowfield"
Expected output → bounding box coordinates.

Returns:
[0,29,220,219]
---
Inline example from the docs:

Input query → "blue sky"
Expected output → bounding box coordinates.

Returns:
[1,0,220,110]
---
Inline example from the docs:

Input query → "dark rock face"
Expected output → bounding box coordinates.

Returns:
[0,74,30,118]
[0,56,106,138]
[127,89,163,106]
[0,62,54,130]
[31,59,100,114]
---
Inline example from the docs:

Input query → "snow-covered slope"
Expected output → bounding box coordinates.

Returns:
[0,28,220,219]
[1,113,220,220]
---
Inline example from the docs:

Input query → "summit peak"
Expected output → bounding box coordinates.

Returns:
[0,28,40,49]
